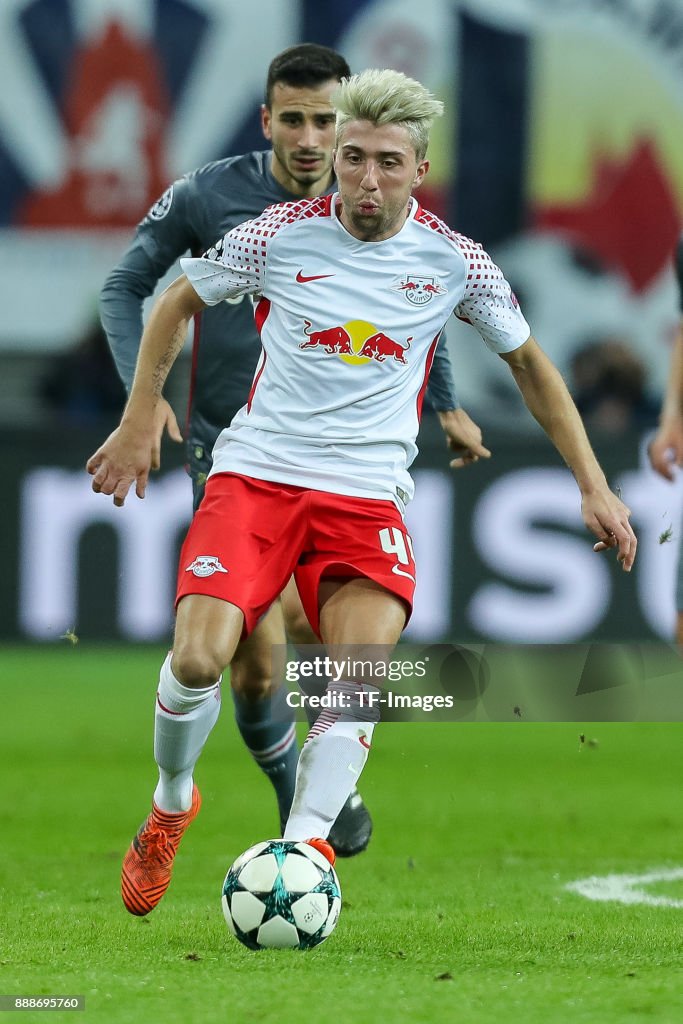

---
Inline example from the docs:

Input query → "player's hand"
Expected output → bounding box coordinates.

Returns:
[86,420,156,507]
[648,416,683,481]
[151,397,183,470]
[437,408,492,468]
[583,489,637,572]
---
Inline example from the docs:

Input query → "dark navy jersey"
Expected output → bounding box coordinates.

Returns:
[100,150,459,475]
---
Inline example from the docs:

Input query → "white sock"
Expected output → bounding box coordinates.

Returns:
[283,680,379,841]
[153,653,221,812]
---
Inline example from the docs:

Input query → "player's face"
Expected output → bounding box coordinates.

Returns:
[333,120,429,242]
[262,80,338,197]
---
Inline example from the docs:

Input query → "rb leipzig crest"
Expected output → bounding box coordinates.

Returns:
[392,275,446,306]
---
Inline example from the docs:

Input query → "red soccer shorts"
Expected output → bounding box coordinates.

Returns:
[175,472,416,637]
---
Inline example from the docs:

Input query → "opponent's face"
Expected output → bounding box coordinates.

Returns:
[334,120,429,242]
[262,79,338,197]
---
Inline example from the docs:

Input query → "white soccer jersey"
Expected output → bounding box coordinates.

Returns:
[181,193,530,506]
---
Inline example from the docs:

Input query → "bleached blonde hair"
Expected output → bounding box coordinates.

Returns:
[332,68,444,161]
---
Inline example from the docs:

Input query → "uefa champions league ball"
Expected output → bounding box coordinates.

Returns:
[221,840,342,950]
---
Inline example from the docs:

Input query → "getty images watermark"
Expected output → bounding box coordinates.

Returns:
[283,652,453,714]
[271,643,683,722]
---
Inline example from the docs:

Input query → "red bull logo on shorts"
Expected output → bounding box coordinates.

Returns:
[392,275,446,306]
[299,319,412,366]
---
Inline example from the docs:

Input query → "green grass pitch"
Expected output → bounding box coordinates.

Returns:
[2,645,683,1023]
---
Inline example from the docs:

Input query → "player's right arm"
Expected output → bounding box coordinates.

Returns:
[88,276,206,506]
[89,213,270,505]
[649,241,683,480]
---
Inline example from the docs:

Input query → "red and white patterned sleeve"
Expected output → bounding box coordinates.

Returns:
[180,196,332,306]
[180,206,283,306]
[414,207,530,353]
[453,235,531,353]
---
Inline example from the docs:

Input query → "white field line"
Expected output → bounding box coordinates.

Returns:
[566,868,683,907]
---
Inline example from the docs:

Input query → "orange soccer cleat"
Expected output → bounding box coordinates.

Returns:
[306,837,336,867]
[121,785,202,916]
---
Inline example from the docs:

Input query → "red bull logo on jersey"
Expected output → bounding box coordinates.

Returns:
[301,321,354,355]
[392,275,446,306]
[300,319,412,366]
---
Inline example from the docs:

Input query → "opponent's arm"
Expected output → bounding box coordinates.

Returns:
[100,243,162,391]
[87,277,205,506]
[426,333,491,468]
[425,332,458,412]
[437,408,491,468]
[99,181,195,452]
[500,335,637,571]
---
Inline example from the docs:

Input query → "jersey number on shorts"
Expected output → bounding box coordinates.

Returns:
[379,527,416,582]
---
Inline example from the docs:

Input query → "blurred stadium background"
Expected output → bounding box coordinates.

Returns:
[3,0,683,645]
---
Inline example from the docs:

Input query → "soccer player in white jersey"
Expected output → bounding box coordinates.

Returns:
[101,44,485,865]
[88,68,637,915]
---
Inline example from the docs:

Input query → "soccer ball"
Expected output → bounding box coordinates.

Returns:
[221,840,342,950]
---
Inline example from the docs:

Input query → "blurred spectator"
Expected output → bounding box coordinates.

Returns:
[39,320,125,426]
[570,337,659,435]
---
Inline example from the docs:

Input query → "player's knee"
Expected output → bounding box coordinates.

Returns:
[171,645,223,688]
[230,650,273,700]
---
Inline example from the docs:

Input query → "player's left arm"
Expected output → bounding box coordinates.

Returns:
[649,322,683,479]
[500,334,637,571]
[649,237,683,479]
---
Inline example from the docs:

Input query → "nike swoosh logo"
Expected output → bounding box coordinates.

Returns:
[392,565,416,583]
[296,270,335,283]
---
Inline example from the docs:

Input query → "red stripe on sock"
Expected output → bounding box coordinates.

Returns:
[156,694,185,716]
[249,725,297,762]
[305,711,340,743]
